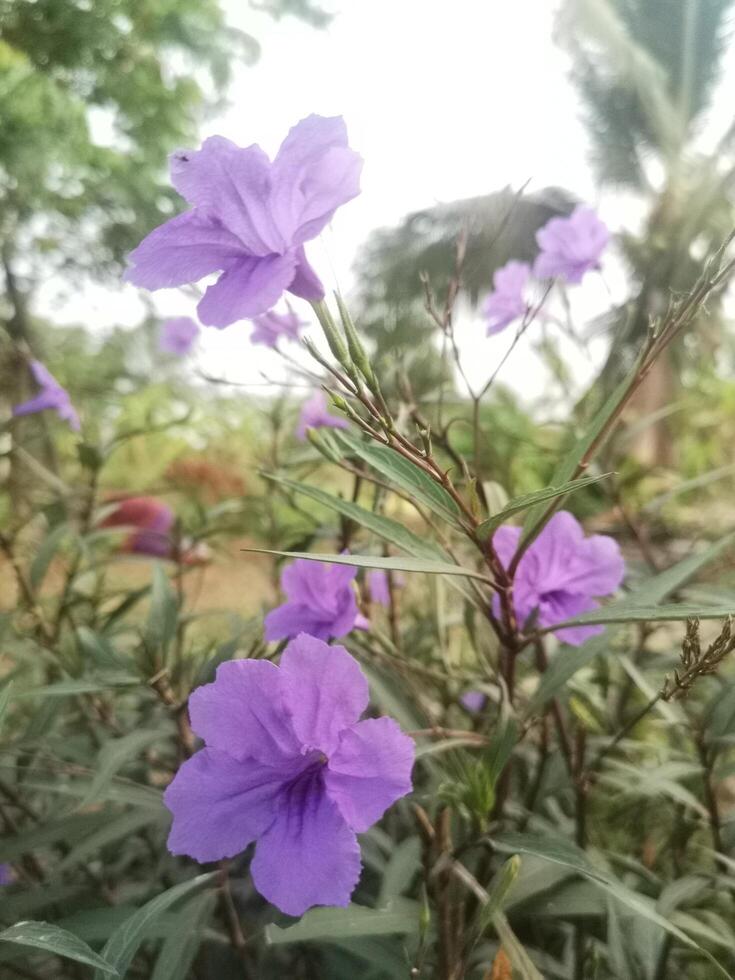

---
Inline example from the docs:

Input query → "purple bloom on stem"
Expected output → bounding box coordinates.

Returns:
[296,390,349,441]
[159,317,199,356]
[251,305,305,348]
[482,261,530,336]
[367,569,404,607]
[492,510,624,646]
[533,206,609,284]
[264,558,360,642]
[125,115,363,327]
[13,360,80,431]
[164,634,414,916]
[0,863,13,885]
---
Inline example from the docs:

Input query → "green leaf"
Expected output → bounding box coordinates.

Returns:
[262,473,481,605]
[244,550,492,583]
[491,833,733,978]
[0,921,118,975]
[18,676,138,698]
[150,892,215,980]
[332,430,463,526]
[264,473,448,562]
[476,473,613,538]
[59,809,165,871]
[93,873,217,980]
[30,523,72,590]
[80,729,166,808]
[0,681,13,732]
[547,602,735,630]
[474,856,522,938]
[145,565,178,656]
[265,900,419,945]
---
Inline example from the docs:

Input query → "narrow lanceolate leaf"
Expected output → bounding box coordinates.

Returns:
[491,833,732,978]
[262,473,481,605]
[79,728,167,808]
[265,900,419,944]
[527,533,735,716]
[263,473,448,561]
[331,430,463,527]
[0,682,13,732]
[0,921,119,975]
[243,549,492,583]
[491,913,543,980]
[93,874,217,980]
[150,892,215,980]
[546,602,735,631]
[145,564,178,656]
[476,473,612,539]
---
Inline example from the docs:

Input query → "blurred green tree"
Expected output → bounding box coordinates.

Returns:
[558,0,735,464]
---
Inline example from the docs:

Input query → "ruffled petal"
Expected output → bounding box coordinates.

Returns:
[271,115,363,246]
[325,718,414,832]
[164,748,283,862]
[280,634,369,755]
[563,533,625,597]
[124,210,244,290]
[251,778,360,916]
[170,137,287,255]
[188,660,300,765]
[197,252,298,327]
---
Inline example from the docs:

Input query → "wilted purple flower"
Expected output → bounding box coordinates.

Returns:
[165,634,414,916]
[125,115,363,327]
[0,864,13,885]
[367,569,405,606]
[492,510,624,645]
[482,261,530,336]
[460,691,487,713]
[533,206,609,284]
[159,317,199,356]
[296,390,349,441]
[13,360,80,431]
[251,306,305,348]
[265,558,360,642]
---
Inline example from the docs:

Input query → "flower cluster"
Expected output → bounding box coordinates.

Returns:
[165,634,414,916]
[482,206,609,336]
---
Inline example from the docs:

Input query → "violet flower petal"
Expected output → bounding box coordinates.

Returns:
[280,634,368,755]
[164,748,284,862]
[251,782,360,917]
[325,717,414,832]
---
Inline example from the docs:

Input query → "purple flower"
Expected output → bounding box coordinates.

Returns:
[164,634,414,916]
[492,510,624,645]
[296,390,349,441]
[159,317,199,355]
[0,864,13,885]
[125,115,363,328]
[482,261,530,336]
[264,558,360,642]
[533,206,609,284]
[251,305,305,348]
[460,691,487,713]
[367,569,404,606]
[13,360,80,431]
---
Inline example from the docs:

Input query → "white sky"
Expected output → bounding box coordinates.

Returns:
[37,0,647,402]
